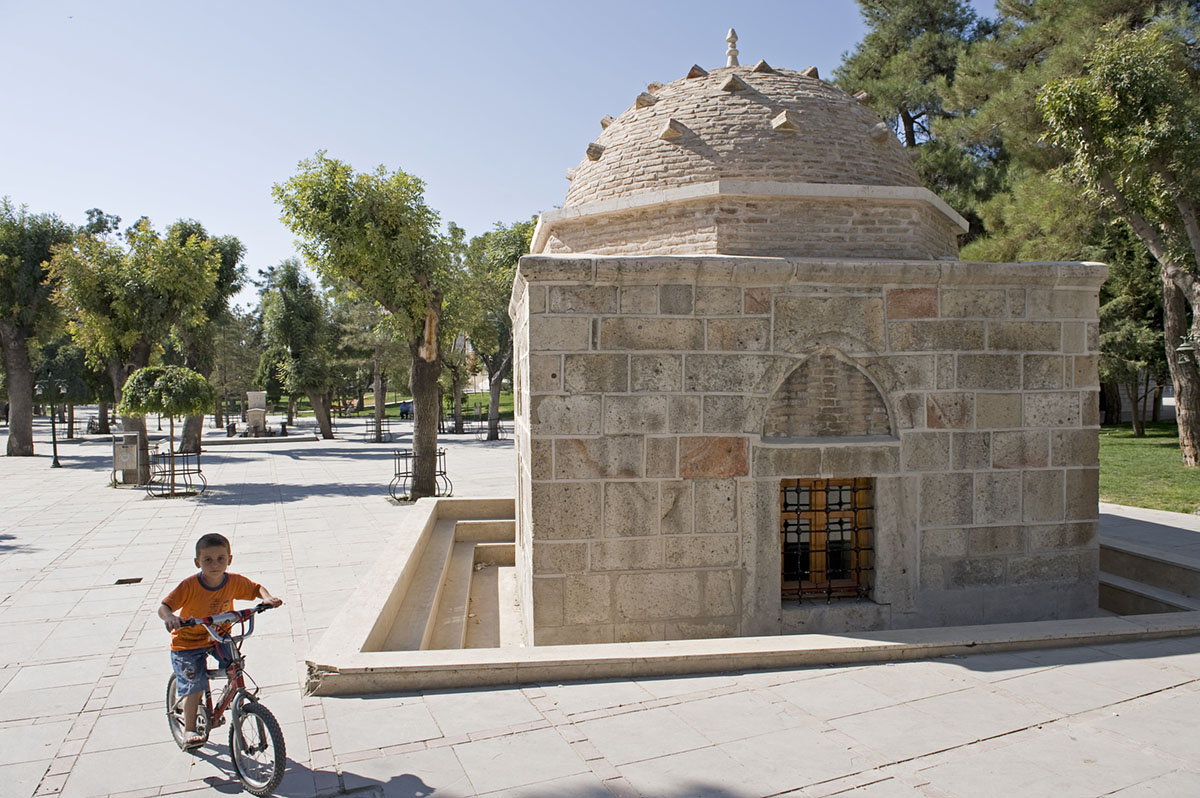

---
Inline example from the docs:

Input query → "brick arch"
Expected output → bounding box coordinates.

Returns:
[763,353,892,439]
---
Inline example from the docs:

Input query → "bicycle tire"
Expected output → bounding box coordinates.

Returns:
[165,674,210,750]
[230,700,286,796]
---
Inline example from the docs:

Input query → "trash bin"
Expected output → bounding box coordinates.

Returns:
[226,422,236,437]
[280,422,288,436]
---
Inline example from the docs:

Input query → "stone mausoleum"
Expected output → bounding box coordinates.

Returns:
[509,34,1107,646]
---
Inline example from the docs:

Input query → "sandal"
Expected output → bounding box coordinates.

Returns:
[184,730,205,748]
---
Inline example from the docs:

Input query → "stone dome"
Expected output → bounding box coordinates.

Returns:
[564,65,921,207]
[532,58,968,260]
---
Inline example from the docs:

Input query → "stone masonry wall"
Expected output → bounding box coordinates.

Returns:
[510,255,1107,644]
[545,197,959,260]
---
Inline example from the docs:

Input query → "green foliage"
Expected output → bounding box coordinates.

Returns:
[258,259,333,396]
[961,170,1107,262]
[273,151,445,326]
[0,198,75,333]
[835,0,985,146]
[1038,18,1200,273]
[35,337,97,406]
[116,365,214,418]
[50,218,221,376]
[165,220,246,376]
[1099,226,1167,387]
[209,307,260,402]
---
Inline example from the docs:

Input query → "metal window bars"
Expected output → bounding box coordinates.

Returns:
[780,477,873,601]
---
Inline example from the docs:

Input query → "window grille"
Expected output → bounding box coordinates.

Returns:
[780,478,873,601]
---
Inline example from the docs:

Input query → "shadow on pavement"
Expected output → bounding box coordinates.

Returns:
[198,483,386,506]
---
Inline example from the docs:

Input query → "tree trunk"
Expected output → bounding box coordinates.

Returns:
[1126,381,1144,437]
[0,321,36,456]
[168,416,177,495]
[371,346,385,443]
[899,108,916,148]
[411,355,440,498]
[98,402,111,434]
[486,351,511,441]
[452,373,465,434]
[67,404,75,439]
[1152,385,1163,422]
[109,345,152,483]
[179,414,204,453]
[1163,279,1200,466]
[308,392,334,439]
[410,301,443,500]
[287,396,296,425]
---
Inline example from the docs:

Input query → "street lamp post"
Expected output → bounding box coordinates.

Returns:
[39,379,64,468]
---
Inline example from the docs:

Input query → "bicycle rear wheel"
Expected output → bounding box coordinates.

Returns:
[230,700,286,796]
[165,674,209,750]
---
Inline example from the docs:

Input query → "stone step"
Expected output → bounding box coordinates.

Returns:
[1098,571,1200,615]
[428,541,478,650]
[474,542,515,567]
[381,518,458,652]
[455,519,516,543]
[1099,538,1200,599]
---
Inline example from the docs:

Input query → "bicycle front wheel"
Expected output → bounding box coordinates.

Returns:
[230,700,286,796]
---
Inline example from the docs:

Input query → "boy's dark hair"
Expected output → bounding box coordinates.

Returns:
[196,533,231,555]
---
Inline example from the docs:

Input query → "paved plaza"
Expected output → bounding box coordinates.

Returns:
[2,416,1199,798]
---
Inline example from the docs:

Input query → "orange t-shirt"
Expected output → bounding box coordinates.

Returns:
[162,572,261,651]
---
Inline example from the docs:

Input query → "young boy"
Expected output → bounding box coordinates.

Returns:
[159,533,283,747]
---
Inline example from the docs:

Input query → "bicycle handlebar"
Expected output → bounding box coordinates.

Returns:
[179,602,276,643]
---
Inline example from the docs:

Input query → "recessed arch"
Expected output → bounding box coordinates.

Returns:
[763,352,893,439]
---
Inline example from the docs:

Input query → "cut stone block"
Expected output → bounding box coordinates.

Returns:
[752,59,776,74]
[771,110,802,131]
[720,74,749,92]
[801,66,819,78]
[687,64,708,79]
[635,92,658,108]
[600,114,615,129]
[659,118,687,141]
[586,142,605,161]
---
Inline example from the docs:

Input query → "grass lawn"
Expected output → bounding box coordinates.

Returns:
[1099,422,1200,514]
[294,391,515,419]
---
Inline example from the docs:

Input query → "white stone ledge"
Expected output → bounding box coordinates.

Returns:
[514,255,1108,290]
[306,611,1200,694]
[531,180,971,254]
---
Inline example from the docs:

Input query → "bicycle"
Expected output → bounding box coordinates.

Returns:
[165,603,286,796]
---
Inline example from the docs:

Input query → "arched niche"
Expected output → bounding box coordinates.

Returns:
[763,353,893,440]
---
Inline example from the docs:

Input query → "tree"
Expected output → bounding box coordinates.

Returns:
[208,307,260,427]
[259,259,335,439]
[835,0,985,146]
[461,219,534,440]
[50,219,219,481]
[329,285,409,442]
[1039,18,1200,465]
[166,222,246,452]
[117,365,213,495]
[274,152,448,497]
[0,199,75,456]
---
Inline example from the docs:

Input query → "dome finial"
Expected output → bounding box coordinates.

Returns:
[725,28,739,67]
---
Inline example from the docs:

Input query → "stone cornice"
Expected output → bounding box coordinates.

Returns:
[530,180,971,254]
[509,254,1108,318]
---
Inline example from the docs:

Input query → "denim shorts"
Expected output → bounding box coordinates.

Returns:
[170,643,234,697]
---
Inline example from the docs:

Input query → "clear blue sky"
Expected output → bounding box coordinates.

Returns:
[1,1,995,308]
